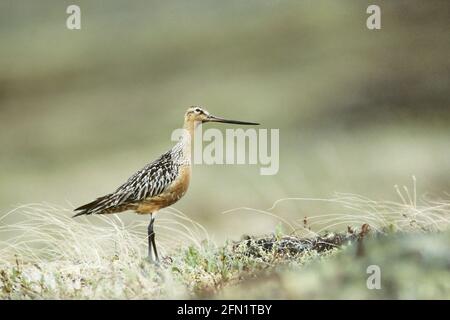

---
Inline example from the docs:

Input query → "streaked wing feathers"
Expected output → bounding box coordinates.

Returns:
[74,149,181,216]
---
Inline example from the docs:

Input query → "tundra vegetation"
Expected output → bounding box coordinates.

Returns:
[1,190,449,299]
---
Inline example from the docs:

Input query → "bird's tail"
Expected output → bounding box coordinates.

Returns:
[73,195,113,217]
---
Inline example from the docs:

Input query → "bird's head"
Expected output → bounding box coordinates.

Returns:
[184,106,259,126]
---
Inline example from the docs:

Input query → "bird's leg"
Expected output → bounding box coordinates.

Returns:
[147,216,159,263]
[151,226,159,262]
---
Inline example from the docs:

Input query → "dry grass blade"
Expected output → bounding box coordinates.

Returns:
[0,203,208,266]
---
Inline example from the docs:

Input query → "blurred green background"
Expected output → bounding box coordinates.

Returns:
[1,0,449,241]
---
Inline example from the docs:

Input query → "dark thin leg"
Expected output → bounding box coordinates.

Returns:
[151,230,159,262]
[147,217,159,263]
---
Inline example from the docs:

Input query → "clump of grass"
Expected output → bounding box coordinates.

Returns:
[0,187,449,299]
[226,179,449,236]
[0,203,208,299]
[0,203,210,265]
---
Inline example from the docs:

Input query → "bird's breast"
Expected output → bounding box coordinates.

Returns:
[136,165,191,214]
[166,164,191,198]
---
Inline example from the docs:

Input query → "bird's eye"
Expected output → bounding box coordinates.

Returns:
[195,108,201,113]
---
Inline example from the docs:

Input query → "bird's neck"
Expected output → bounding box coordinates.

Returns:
[183,119,198,138]
[178,119,200,161]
